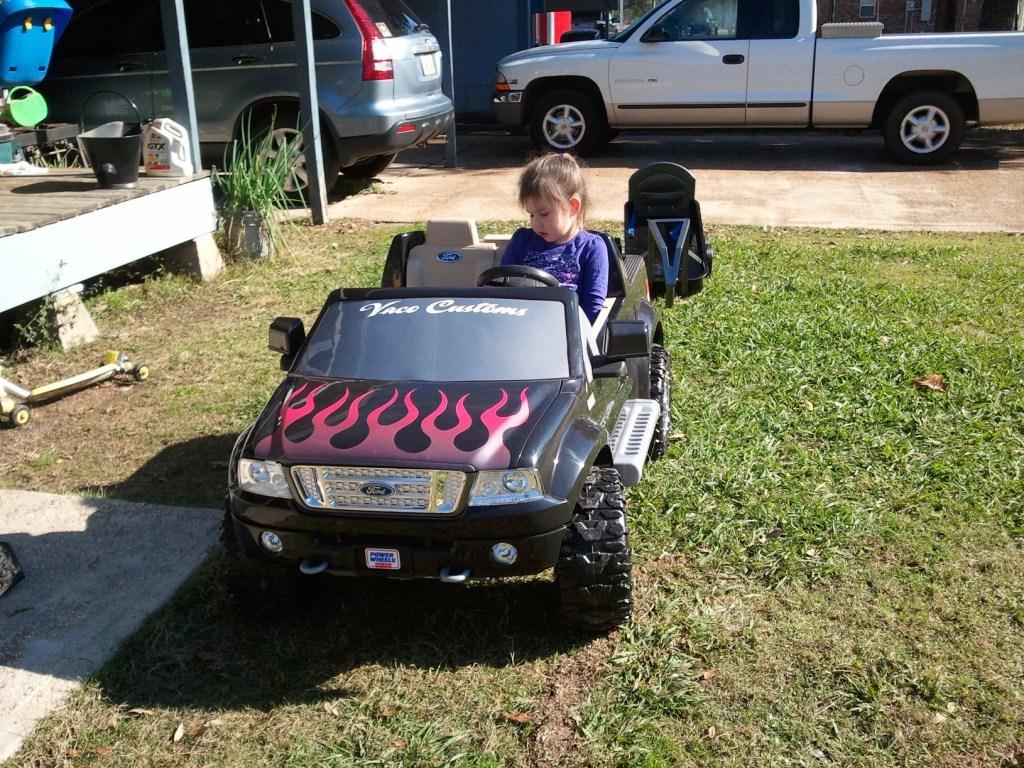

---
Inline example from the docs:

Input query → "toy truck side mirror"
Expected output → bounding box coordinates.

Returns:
[593,320,648,368]
[269,317,305,371]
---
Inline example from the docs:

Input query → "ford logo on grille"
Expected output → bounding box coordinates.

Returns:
[360,482,395,497]
[437,250,462,263]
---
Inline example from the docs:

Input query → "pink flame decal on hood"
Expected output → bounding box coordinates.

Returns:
[253,380,545,470]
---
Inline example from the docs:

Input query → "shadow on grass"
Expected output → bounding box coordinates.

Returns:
[79,434,239,509]
[84,435,585,712]
[96,561,584,713]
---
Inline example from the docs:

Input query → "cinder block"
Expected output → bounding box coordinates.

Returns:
[160,234,224,282]
[51,287,99,351]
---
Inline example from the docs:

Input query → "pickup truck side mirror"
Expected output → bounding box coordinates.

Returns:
[269,316,305,370]
[592,320,648,368]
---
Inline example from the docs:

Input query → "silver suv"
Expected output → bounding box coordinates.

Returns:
[40,0,453,186]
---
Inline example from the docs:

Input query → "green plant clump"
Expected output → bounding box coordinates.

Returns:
[213,114,299,259]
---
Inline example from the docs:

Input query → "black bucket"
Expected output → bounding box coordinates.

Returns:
[78,120,142,189]
[77,91,143,189]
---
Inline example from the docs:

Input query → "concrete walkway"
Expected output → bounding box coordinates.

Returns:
[325,128,1024,233]
[0,491,219,762]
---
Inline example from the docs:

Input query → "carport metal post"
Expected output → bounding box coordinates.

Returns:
[158,0,201,170]
[292,0,329,224]
[444,0,456,168]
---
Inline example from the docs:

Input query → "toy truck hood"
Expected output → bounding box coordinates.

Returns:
[248,376,563,470]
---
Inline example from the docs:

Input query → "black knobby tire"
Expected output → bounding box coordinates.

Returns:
[883,90,965,166]
[529,89,606,156]
[554,467,633,632]
[251,109,341,200]
[648,344,671,460]
[340,152,397,179]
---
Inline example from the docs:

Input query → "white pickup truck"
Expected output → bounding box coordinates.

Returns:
[492,0,1024,164]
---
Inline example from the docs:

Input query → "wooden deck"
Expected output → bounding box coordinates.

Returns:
[0,169,209,236]
[0,169,217,314]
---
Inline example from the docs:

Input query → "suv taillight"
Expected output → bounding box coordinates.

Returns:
[343,0,394,81]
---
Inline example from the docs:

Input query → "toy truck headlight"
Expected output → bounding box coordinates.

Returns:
[469,469,543,506]
[238,459,292,499]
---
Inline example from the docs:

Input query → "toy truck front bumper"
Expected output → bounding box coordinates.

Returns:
[227,492,571,579]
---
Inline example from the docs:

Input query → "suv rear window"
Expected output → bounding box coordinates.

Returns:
[356,0,424,37]
[296,298,570,382]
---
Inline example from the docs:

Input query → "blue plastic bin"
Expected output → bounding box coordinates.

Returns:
[0,0,72,87]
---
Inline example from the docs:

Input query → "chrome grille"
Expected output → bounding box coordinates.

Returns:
[291,465,466,514]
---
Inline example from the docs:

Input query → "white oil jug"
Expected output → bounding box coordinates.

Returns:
[144,118,193,176]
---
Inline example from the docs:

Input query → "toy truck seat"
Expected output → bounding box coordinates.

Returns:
[623,162,713,306]
[403,219,500,288]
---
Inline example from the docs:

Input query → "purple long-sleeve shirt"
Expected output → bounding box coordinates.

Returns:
[500,228,609,322]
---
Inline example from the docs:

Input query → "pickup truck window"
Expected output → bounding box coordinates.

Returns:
[646,0,739,41]
[612,3,664,42]
[741,0,799,39]
[296,298,571,382]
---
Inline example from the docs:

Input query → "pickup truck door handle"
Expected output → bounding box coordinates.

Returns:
[722,54,745,65]
[117,60,146,73]
[232,55,263,65]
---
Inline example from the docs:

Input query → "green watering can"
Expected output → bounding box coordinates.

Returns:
[1,86,47,128]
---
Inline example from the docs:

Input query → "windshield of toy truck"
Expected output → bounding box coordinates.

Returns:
[295,297,571,382]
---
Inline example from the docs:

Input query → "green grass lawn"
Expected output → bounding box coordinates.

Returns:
[4,222,1023,768]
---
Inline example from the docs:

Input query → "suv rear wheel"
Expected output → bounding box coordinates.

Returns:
[555,467,633,632]
[253,110,341,200]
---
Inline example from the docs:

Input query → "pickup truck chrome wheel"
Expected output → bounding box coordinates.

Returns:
[900,105,950,154]
[530,90,606,156]
[543,104,585,150]
[884,91,964,166]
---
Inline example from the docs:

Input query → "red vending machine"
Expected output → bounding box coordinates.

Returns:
[532,11,572,45]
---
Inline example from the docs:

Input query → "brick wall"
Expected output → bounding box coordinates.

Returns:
[816,0,992,30]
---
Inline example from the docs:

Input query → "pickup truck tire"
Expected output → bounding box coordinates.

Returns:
[555,467,633,632]
[253,111,341,200]
[530,90,606,156]
[883,91,965,165]
[340,152,397,179]
[648,344,672,460]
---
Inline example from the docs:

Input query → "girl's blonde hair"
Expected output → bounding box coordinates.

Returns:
[518,153,588,227]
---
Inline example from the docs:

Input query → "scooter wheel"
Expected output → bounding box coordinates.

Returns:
[11,404,30,427]
[133,364,150,382]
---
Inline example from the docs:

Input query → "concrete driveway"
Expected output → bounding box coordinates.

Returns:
[0,492,219,762]
[326,126,1024,233]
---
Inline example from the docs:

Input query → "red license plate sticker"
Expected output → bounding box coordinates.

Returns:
[365,548,401,570]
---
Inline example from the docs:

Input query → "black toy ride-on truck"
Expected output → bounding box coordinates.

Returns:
[224,162,712,631]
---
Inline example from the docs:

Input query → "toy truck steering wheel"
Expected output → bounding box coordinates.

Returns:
[477,265,561,287]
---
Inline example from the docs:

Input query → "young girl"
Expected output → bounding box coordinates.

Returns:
[500,154,609,323]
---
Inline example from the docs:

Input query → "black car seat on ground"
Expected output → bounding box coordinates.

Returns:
[623,162,713,305]
[0,541,24,598]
